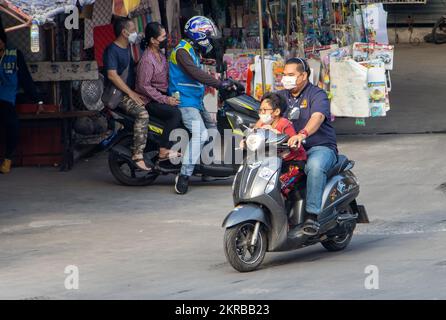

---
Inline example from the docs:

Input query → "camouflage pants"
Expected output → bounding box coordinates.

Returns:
[119,95,149,158]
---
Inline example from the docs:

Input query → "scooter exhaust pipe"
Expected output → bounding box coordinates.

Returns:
[337,212,358,222]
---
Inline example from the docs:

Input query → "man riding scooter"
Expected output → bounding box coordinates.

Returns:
[280,58,339,236]
[169,16,235,194]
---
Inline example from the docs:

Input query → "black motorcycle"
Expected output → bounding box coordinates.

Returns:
[105,81,260,186]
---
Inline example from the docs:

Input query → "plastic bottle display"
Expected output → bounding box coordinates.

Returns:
[30,20,40,53]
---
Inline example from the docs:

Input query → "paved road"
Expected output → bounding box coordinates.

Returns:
[1,134,446,299]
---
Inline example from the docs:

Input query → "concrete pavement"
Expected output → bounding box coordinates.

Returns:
[1,133,446,299]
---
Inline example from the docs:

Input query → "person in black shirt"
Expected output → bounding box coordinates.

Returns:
[103,17,151,171]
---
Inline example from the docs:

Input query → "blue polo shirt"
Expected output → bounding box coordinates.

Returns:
[278,84,338,153]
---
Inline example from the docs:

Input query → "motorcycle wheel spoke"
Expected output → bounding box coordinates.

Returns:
[241,249,247,260]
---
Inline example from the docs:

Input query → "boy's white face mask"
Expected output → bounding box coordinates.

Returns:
[260,114,273,125]
[281,76,298,90]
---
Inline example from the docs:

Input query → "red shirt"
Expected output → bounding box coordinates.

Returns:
[259,117,307,161]
[273,117,296,137]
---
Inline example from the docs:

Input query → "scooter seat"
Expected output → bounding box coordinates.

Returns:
[327,155,350,178]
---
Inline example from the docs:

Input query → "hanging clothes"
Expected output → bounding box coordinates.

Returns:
[113,0,141,17]
[84,0,113,49]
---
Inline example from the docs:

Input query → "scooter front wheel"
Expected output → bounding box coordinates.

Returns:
[224,221,267,272]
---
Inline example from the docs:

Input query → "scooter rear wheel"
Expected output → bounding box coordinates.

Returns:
[108,137,159,186]
[224,221,267,272]
[321,205,356,252]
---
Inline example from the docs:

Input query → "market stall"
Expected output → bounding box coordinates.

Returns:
[187,0,394,124]
[1,0,397,170]
[0,0,101,169]
[0,0,165,169]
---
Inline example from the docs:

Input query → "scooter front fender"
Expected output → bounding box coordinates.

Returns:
[222,204,271,230]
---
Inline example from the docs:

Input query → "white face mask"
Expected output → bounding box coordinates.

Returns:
[128,32,138,44]
[282,75,298,90]
[260,114,273,125]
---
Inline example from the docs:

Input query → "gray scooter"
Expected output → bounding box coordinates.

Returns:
[222,114,369,272]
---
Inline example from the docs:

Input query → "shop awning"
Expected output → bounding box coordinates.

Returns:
[0,0,78,32]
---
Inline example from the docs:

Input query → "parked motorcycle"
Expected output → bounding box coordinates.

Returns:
[222,116,369,272]
[106,80,260,186]
[433,15,446,44]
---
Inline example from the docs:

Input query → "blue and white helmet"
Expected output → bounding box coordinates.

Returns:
[184,16,221,55]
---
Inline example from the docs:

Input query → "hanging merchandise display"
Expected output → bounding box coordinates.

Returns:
[330,56,369,118]
[272,57,285,91]
[360,3,388,44]
[166,0,181,46]
[366,60,388,117]
[147,0,161,23]
[30,19,40,53]
[223,53,254,90]
[113,0,141,17]
[197,0,394,121]
[330,47,390,118]
[203,65,220,116]
[5,0,77,24]
[352,42,394,70]
[318,44,338,90]
[253,54,285,100]
[300,0,333,50]
[307,58,320,85]
[84,0,113,49]
[254,55,274,100]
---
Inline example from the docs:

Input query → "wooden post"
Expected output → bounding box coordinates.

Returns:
[257,0,266,94]
[286,0,291,53]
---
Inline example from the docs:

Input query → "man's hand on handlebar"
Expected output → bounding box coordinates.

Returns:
[219,79,236,92]
[288,133,307,149]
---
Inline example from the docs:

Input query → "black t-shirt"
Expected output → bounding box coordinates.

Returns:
[278,84,338,153]
[103,42,135,89]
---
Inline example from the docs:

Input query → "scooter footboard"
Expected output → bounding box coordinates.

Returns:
[222,204,271,230]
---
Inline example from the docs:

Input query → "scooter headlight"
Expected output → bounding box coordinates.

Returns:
[264,172,278,194]
[246,133,263,152]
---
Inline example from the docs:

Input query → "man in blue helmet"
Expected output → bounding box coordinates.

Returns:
[169,16,234,194]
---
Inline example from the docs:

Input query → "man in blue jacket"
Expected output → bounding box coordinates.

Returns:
[169,16,233,194]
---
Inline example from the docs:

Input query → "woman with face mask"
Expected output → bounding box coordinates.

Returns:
[135,22,182,161]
